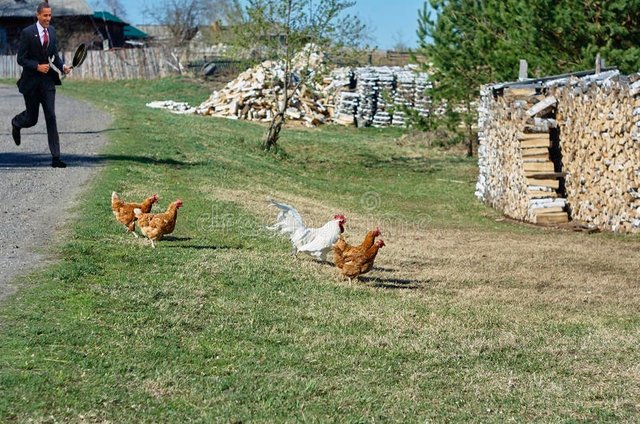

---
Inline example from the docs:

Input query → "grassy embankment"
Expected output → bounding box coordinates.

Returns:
[1,77,639,422]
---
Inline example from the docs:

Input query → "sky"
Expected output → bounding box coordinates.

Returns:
[108,0,426,51]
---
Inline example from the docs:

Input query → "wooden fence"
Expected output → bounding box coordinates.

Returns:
[0,47,178,80]
[0,54,20,79]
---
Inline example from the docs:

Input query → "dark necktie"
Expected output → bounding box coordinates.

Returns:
[43,29,48,47]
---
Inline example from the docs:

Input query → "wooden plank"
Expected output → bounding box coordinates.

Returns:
[505,87,536,96]
[536,212,569,225]
[528,190,558,198]
[534,209,568,217]
[518,133,550,141]
[526,172,565,179]
[523,153,550,160]
[522,147,549,156]
[528,118,557,129]
[525,171,558,178]
[526,178,560,189]
[531,206,565,214]
[523,161,555,172]
[526,95,557,116]
[530,198,566,208]
[521,138,551,148]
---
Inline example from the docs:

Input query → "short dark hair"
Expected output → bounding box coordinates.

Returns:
[37,2,51,14]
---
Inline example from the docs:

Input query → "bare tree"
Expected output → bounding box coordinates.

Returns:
[105,0,128,19]
[236,0,367,151]
[90,0,128,19]
[144,0,242,46]
[207,0,244,25]
[391,31,408,52]
[145,0,206,46]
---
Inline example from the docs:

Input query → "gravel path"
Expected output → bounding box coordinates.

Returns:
[0,84,112,301]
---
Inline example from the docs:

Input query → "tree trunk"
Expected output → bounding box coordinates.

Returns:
[263,111,285,151]
[262,0,292,153]
[466,122,474,157]
[465,96,474,157]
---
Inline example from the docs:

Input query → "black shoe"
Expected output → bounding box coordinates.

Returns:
[51,157,67,168]
[11,120,20,146]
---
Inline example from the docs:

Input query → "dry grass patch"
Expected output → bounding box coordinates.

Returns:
[202,186,640,300]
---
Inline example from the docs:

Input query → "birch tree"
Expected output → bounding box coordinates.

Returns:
[236,0,366,151]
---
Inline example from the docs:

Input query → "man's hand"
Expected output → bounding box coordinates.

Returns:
[63,65,71,74]
[37,63,50,73]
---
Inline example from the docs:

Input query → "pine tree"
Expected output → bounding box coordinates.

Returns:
[415,0,640,155]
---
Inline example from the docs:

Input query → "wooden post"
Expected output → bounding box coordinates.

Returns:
[595,53,601,74]
[518,59,528,81]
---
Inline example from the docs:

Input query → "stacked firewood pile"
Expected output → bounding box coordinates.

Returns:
[326,65,431,127]
[552,74,640,232]
[196,56,331,127]
[478,68,640,233]
[148,53,432,128]
[476,85,554,222]
[326,67,358,125]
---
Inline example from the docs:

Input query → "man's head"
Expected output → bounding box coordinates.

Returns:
[36,2,52,28]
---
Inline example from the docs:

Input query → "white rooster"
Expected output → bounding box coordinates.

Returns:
[268,199,346,261]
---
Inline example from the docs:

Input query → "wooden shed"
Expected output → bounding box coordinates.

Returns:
[0,0,94,53]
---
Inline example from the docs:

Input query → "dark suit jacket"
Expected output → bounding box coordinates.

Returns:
[16,23,64,95]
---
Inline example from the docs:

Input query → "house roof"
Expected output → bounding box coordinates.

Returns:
[0,0,93,18]
[94,11,149,40]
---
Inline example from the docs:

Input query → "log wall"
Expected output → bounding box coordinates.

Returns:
[477,70,640,233]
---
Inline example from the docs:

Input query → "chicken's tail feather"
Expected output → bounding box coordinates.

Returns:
[268,198,306,236]
[268,198,294,211]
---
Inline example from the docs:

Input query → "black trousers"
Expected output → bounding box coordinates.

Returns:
[13,85,60,158]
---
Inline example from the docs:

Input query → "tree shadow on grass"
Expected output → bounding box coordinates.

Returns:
[359,276,428,290]
[162,244,235,250]
[59,127,129,135]
[371,266,397,273]
[161,236,193,242]
[160,236,242,250]
[0,152,207,169]
[3,127,128,138]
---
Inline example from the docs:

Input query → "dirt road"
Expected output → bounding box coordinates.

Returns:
[0,84,111,301]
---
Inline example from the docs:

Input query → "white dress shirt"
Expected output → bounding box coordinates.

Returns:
[36,22,48,46]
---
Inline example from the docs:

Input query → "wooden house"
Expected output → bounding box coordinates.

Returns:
[93,11,150,49]
[0,0,94,54]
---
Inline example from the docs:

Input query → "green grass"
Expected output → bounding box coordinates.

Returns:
[0,77,639,422]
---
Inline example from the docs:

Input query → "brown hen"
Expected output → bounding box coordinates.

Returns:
[111,192,158,237]
[134,199,183,248]
[338,238,385,283]
[332,226,381,268]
